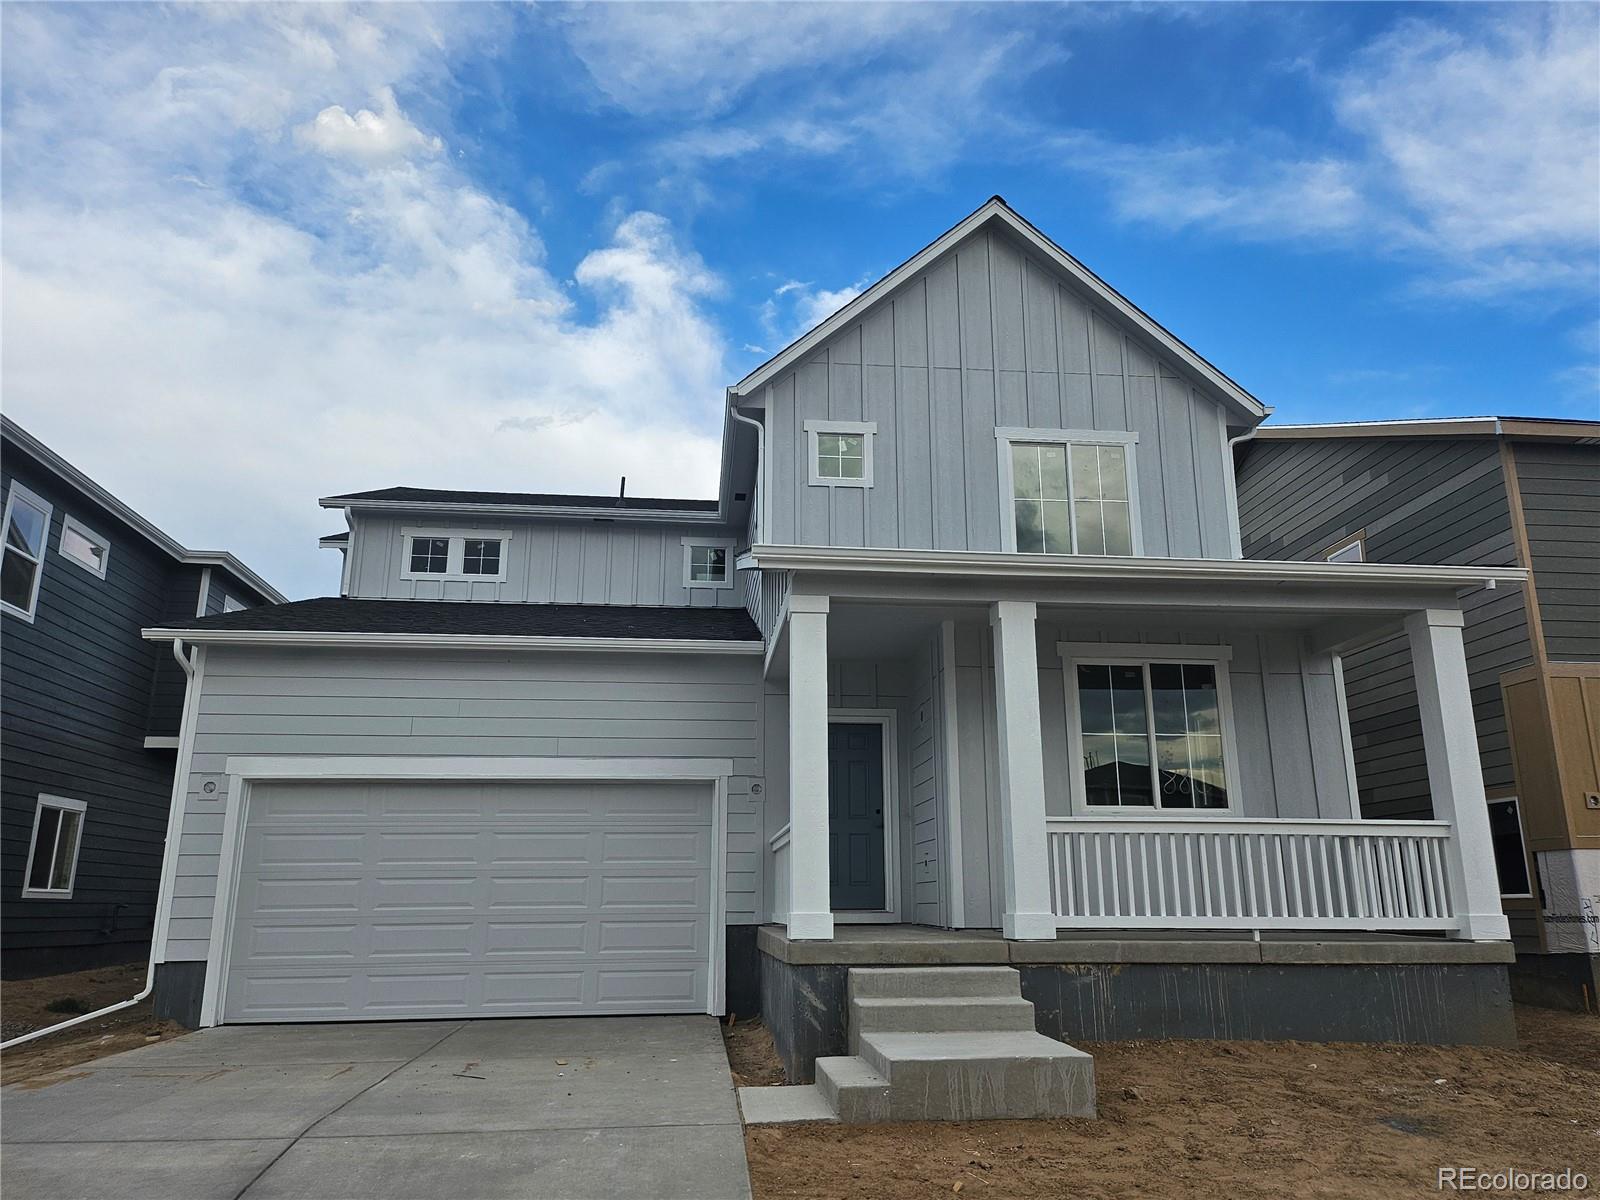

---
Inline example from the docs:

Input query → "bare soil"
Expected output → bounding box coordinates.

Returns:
[732,1006,1600,1200]
[1,962,187,1086]
[724,1015,789,1087]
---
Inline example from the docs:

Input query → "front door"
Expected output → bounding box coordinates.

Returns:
[828,722,886,911]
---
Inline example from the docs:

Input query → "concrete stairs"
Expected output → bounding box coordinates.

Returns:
[811,966,1096,1122]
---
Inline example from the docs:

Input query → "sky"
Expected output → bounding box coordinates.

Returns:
[2,2,1597,599]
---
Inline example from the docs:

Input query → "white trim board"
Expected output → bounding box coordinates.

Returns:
[199,755,734,1028]
[142,629,763,654]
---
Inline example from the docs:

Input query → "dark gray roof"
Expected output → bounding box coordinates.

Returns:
[319,531,349,543]
[325,486,720,513]
[153,598,760,641]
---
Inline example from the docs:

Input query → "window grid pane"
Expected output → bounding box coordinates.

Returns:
[462,539,501,576]
[1079,661,1225,810]
[1011,441,1132,555]
[689,545,727,583]
[1,551,39,610]
[409,538,449,574]
[50,810,81,889]
[817,432,865,480]
[6,499,47,558]
[27,807,61,890]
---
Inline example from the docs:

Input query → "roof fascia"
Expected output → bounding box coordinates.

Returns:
[318,497,728,525]
[140,628,762,654]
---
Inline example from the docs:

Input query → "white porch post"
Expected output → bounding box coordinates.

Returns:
[786,595,833,940]
[989,601,1056,940]
[1405,608,1510,941]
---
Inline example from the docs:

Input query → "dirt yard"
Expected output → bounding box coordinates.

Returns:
[1,961,187,1086]
[729,1006,1600,1199]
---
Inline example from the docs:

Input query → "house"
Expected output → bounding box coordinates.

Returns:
[137,199,1526,1104]
[1236,417,1600,1011]
[2,417,284,977]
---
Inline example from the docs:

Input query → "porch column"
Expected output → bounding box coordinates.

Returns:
[787,595,833,940]
[989,601,1056,940]
[1405,608,1510,941]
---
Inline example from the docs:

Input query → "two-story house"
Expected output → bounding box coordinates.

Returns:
[138,200,1525,1110]
[1237,418,1600,1011]
[2,417,283,977]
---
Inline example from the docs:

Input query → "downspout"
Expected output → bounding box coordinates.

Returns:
[1,638,202,1051]
[1224,427,1258,560]
[728,392,768,544]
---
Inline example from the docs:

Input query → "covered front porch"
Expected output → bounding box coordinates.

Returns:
[745,547,1525,948]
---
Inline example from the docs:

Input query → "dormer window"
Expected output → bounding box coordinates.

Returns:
[401,529,511,583]
[997,429,1141,556]
[682,537,735,589]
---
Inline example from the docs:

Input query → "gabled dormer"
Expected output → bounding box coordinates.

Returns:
[728,197,1268,560]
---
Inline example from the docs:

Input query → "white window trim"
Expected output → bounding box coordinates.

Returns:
[21,794,87,899]
[681,536,736,590]
[1486,795,1534,899]
[1320,533,1367,564]
[1057,641,1240,816]
[58,514,112,580]
[399,528,513,583]
[804,420,877,488]
[995,428,1144,556]
[1,481,52,622]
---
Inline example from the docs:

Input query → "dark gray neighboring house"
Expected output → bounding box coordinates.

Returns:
[1,417,284,977]
[1237,417,1600,1010]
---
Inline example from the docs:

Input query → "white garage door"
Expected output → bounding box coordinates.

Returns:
[222,779,714,1022]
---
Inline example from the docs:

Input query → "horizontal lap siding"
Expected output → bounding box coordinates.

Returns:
[1237,437,1532,820]
[1515,443,1600,663]
[162,646,766,964]
[761,227,1237,557]
[1,455,188,963]
[349,516,746,608]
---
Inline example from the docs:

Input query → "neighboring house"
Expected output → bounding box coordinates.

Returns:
[1237,418,1600,1010]
[1,417,285,977]
[139,199,1524,1078]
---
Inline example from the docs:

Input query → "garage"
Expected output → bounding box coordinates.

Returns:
[219,777,716,1022]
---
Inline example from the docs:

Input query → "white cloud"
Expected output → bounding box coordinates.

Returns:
[1,6,729,599]
[754,277,870,352]
[297,87,442,164]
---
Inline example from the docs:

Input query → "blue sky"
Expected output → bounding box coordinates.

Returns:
[2,3,1596,597]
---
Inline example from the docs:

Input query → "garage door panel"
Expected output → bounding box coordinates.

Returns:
[224,780,714,1022]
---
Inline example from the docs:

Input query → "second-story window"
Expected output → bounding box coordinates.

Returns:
[1000,430,1139,556]
[805,420,876,488]
[1,481,52,621]
[682,537,735,589]
[402,531,511,583]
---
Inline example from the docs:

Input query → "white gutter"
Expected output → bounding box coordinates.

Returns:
[141,628,762,654]
[1,640,204,1052]
[728,395,769,543]
[744,544,1527,590]
[317,498,726,525]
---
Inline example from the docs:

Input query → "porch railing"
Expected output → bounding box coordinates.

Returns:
[1045,818,1457,933]
[743,567,790,644]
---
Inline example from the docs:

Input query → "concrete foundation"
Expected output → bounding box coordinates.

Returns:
[755,926,1519,1079]
[152,961,206,1028]
[1508,951,1600,1013]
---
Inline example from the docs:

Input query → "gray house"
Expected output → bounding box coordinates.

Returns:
[140,200,1524,1108]
[1237,418,1600,1011]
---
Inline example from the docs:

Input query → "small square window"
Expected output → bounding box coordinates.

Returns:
[806,422,875,488]
[408,537,450,574]
[462,539,502,576]
[59,516,111,579]
[682,538,734,589]
[23,796,86,898]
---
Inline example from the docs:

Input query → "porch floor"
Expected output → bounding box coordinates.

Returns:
[757,924,1514,967]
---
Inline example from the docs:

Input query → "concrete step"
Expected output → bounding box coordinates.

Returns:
[859,1031,1097,1121]
[847,966,1023,1000]
[738,1084,839,1125]
[849,995,1039,1038]
[815,1055,893,1123]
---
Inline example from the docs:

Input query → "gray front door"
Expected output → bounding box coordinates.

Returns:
[829,722,886,911]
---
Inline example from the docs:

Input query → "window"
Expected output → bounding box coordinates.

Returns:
[1062,644,1235,812]
[682,537,735,589]
[409,537,450,574]
[999,429,1138,555]
[22,796,86,899]
[222,593,247,613]
[805,421,876,487]
[59,516,111,579]
[400,530,511,582]
[1487,798,1532,897]
[1321,534,1366,564]
[1,481,51,620]
[462,538,501,576]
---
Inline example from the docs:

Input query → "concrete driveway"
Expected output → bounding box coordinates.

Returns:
[1,1016,751,1200]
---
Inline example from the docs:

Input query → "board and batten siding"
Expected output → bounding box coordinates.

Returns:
[1514,442,1600,663]
[161,646,767,966]
[1237,436,1533,820]
[947,620,1356,929]
[752,226,1239,558]
[345,514,746,608]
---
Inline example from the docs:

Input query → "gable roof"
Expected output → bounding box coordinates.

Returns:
[1250,416,1600,444]
[729,196,1269,426]
[2,416,287,604]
